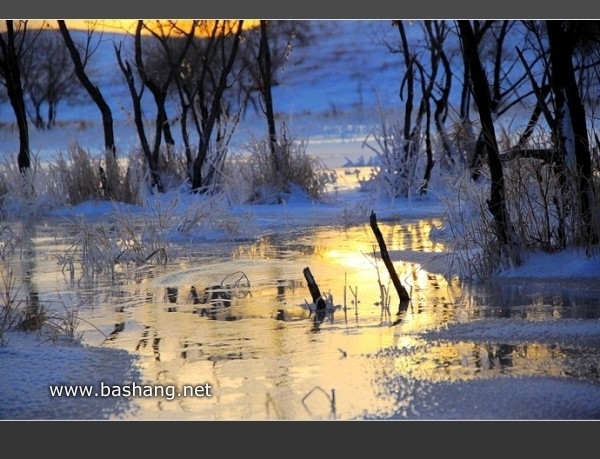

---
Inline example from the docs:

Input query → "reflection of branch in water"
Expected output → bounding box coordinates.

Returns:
[165,287,178,312]
[153,336,161,362]
[106,322,125,340]
[134,325,161,360]
[363,245,393,325]
[343,273,348,324]
[220,271,251,299]
[266,393,285,420]
[301,386,336,420]
[180,340,205,361]
[390,299,410,327]
[135,325,151,351]
[190,270,251,320]
[349,285,359,322]
[166,287,178,303]
[190,286,201,304]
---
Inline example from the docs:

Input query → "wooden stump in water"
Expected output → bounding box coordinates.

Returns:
[369,210,411,303]
[303,267,328,325]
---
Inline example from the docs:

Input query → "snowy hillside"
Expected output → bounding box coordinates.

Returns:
[0,20,408,167]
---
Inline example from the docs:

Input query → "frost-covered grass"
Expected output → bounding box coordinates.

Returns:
[227,125,336,204]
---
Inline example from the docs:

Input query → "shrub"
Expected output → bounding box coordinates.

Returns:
[46,143,154,207]
[442,130,600,281]
[0,154,43,217]
[230,123,335,204]
[362,111,425,201]
[47,143,102,205]
[440,170,504,281]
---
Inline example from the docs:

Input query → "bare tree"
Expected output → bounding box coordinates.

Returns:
[378,20,450,196]
[258,21,278,169]
[425,21,461,170]
[546,20,598,245]
[136,21,195,162]
[57,20,117,157]
[506,20,599,249]
[20,26,83,130]
[0,20,31,171]
[460,21,537,181]
[115,20,196,192]
[457,20,522,267]
[190,20,244,193]
[235,20,311,119]
[113,20,305,194]
[225,20,310,197]
[164,20,245,193]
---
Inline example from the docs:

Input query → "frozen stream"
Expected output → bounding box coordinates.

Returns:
[4,215,600,420]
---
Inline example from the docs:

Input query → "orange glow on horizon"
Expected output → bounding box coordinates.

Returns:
[9,19,260,36]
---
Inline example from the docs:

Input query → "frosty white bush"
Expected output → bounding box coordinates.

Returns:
[44,143,154,207]
[442,130,600,280]
[47,143,102,205]
[229,124,334,204]
[0,154,44,217]
[363,113,425,201]
[441,170,509,281]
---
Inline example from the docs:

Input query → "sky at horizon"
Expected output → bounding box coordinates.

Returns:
[1,19,261,35]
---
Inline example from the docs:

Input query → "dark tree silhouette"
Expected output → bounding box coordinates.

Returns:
[115,20,196,191]
[546,20,598,245]
[0,20,30,171]
[57,20,117,157]
[457,20,522,266]
[258,20,280,174]
[21,27,82,130]
[188,20,244,193]
[134,21,195,169]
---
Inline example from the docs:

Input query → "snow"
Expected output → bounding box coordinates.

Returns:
[1,20,600,420]
[496,249,600,280]
[0,331,142,420]
[2,182,599,420]
[369,375,600,420]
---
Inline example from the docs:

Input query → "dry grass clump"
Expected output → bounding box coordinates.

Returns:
[442,129,600,281]
[229,125,335,204]
[48,143,102,205]
[0,154,42,216]
[46,143,148,206]
[442,171,505,281]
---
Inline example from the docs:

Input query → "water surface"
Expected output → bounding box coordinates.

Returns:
[5,214,600,420]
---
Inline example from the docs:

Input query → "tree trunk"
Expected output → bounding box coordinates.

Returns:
[369,211,411,303]
[115,44,163,192]
[546,20,597,245]
[192,21,244,192]
[259,20,280,173]
[396,21,414,162]
[457,20,521,266]
[0,21,30,171]
[57,20,116,157]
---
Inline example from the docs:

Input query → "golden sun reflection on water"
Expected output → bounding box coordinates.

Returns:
[9,216,600,419]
